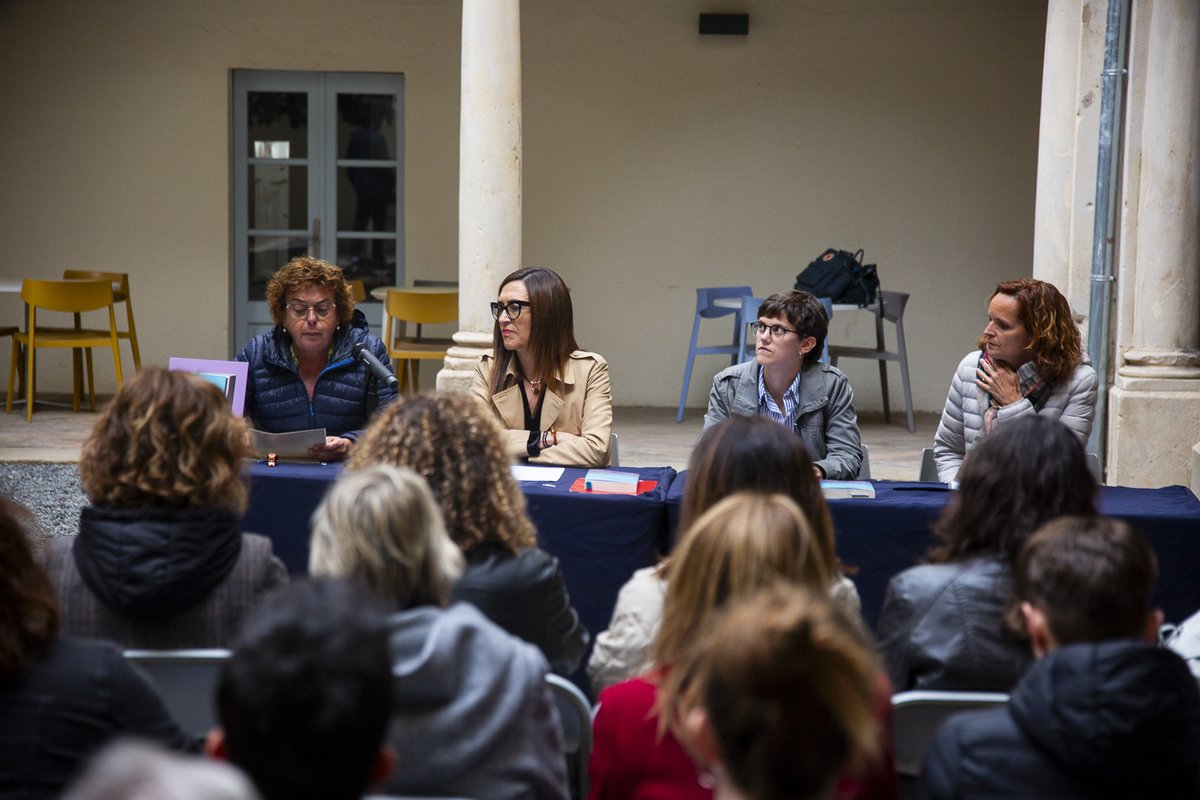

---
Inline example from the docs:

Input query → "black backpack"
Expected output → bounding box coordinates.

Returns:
[794,248,879,307]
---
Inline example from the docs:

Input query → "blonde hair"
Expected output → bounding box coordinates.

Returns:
[673,585,880,800]
[80,368,251,512]
[309,464,463,609]
[652,492,832,671]
[348,392,537,553]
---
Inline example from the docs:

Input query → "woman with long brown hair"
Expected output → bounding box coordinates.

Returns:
[933,278,1097,482]
[471,266,613,467]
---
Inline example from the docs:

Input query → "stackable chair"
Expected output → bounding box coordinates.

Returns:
[828,290,914,432]
[677,285,753,422]
[545,673,593,800]
[383,288,457,392]
[348,278,368,303]
[892,690,1009,796]
[63,270,141,371]
[7,278,124,421]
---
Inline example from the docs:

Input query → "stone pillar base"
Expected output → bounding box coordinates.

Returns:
[1108,372,1200,488]
[436,330,492,394]
[1192,442,1200,499]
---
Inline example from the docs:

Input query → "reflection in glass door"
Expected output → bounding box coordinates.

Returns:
[232,71,405,349]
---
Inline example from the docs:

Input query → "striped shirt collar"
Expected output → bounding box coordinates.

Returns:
[757,366,803,430]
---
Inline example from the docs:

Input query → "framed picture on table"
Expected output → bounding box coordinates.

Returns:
[168,357,249,417]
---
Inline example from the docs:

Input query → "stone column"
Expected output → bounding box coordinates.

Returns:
[1108,0,1200,487]
[1031,0,1105,321]
[437,0,522,393]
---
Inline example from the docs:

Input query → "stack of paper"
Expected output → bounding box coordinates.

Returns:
[820,480,876,500]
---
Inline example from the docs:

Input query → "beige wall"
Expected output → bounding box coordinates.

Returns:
[0,0,1049,416]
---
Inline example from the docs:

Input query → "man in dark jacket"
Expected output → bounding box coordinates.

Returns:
[236,256,397,461]
[920,515,1200,799]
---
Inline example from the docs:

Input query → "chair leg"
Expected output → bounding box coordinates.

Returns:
[677,317,703,423]
[85,349,96,411]
[25,341,35,422]
[895,319,915,433]
[6,338,17,414]
[124,304,141,370]
[111,341,123,387]
[71,349,82,413]
[411,361,421,392]
[875,307,891,424]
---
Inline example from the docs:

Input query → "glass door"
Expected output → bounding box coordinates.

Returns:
[232,70,405,349]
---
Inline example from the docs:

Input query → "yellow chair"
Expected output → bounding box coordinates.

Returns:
[7,279,124,422]
[348,279,367,304]
[383,288,457,392]
[63,270,141,370]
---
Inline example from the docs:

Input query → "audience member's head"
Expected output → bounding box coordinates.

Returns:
[80,368,251,513]
[1010,514,1161,656]
[758,291,830,365]
[349,392,537,553]
[931,415,1097,566]
[981,278,1082,384]
[309,463,463,610]
[655,491,832,669]
[681,415,835,575]
[677,584,880,800]
[210,578,394,800]
[0,495,60,675]
[62,740,260,800]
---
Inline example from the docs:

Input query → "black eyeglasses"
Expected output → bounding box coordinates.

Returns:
[753,321,799,340]
[490,300,532,320]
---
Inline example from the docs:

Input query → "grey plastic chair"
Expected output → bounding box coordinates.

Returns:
[829,291,915,432]
[892,690,1009,781]
[124,649,230,742]
[545,673,593,800]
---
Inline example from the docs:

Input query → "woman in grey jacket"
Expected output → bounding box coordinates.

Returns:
[932,278,1097,483]
[704,290,863,481]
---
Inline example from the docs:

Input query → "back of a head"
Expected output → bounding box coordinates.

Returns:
[682,415,835,573]
[62,740,260,800]
[0,495,60,675]
[932,415,1098,565]
[216,578,392,800]
[309,463,463,609]
[349,392,537,553]
[79,367,251,512]
[685,584,879,800]
[654,492,831,669]
[1013,514,1157,645]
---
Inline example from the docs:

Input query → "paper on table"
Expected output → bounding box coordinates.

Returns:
[511,465,566,482]
[250,428,327,460]
[820,480,876,500]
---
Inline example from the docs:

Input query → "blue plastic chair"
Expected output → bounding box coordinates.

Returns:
[677,286,752,423]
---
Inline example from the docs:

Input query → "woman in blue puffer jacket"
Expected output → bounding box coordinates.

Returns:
[236,256,397,462]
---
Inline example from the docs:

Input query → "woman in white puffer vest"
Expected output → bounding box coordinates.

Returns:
[933,279,1097,483]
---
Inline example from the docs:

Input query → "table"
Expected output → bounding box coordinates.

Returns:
[242,461,677,663]
[667,474,1200,630]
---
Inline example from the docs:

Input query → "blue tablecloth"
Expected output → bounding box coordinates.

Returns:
[242,461,676,672]
[667,474,1200,630]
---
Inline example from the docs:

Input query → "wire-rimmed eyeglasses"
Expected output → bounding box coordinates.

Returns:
[286,302,335,320]
[490,300,532,320]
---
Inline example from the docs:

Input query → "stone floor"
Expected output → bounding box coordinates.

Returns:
[0,393,940,480]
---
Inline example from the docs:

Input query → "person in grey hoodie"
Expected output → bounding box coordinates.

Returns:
[310,463,569,800]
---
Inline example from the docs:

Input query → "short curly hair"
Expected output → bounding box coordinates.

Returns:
[265,256,355,328]
[348,392,537,553]
[80,368,252,512]
[978,279,1082,385]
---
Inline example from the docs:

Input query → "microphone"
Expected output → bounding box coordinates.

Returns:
[353,343,400,390]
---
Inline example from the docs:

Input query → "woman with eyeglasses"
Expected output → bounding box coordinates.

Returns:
[236,256,397,461]
[471,266,613,467]
[704,290,863,480]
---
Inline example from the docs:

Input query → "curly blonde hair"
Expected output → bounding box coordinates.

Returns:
[80,368,251,512]
[265,256,355,328]
[348,392,537,553]
[978,279,1082,385]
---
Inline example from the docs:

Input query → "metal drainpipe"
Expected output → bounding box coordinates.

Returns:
[1086,0,1131,474]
